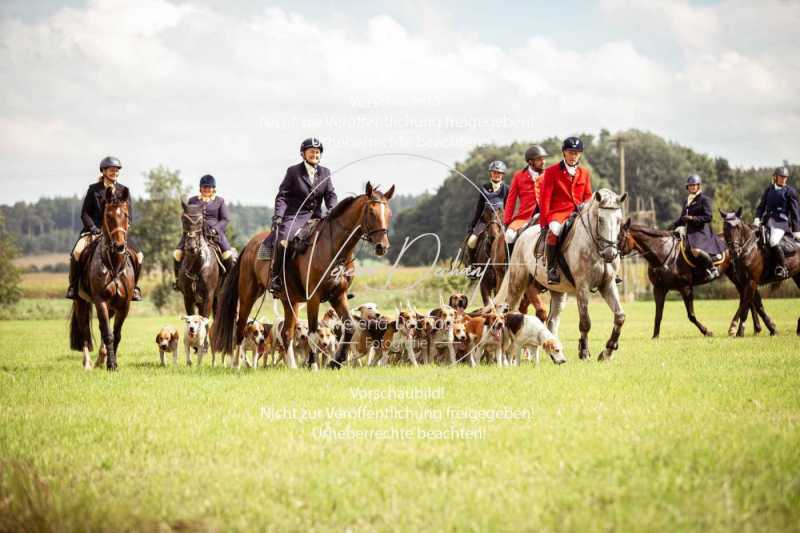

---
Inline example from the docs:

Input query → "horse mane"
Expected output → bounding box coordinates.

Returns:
[326,187,387,220]
[630,224,672,238]
[326,195,361,220]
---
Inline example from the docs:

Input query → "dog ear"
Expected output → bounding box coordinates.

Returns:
[183,315,190,322]
[155,333,161,344]
[542,339,555,352]
[735,206,742,218]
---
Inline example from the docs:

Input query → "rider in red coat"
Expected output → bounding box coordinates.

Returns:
[503,145,548,256]
[539,137,593,284]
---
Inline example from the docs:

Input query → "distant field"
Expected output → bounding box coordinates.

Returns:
[12,253,67,269]
[0,299,799,531]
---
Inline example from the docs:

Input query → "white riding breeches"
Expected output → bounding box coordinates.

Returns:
[768,227,785,247]
[504,228,517,243]
[467,234,478,249]
[548,221,563,236]
[72,234,98,261]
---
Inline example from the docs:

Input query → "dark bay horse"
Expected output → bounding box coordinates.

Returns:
[176,201,221,317]
[463,206,547,321]
[618,220,770,338]
[69,188,136,370]
[213,182,395,369]
[721,209,800,336]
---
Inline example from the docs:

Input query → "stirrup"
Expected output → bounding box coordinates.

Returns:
[65,285,78,300]
[547,268,560,284]
[775,266,789,279]
[706,268,720,281]
[132,287,143,301]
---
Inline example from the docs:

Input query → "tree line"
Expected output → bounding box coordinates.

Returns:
[386,129,795,266]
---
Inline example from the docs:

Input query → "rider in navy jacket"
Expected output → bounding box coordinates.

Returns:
[671,175,725,280]
[263,137,338,294]
[173,175,237,289]
[754,166,800,278]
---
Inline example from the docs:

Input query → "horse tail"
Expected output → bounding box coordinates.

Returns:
[69,298,94,352]
[212,255,242,354]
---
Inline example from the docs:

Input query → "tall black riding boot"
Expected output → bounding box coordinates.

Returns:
[172,258,181,291]
[131,255,143,301]
[269,251,283,295]
[773,245,788,279]
[65,256,80,300]
[694,249,719,280]
[546,243,560,284]
[506,241,515,261]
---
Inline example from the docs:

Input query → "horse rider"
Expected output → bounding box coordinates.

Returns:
[465,160,508,266]
[66,156,143,301]
[670,174,724,280]
[539,137,594,284]
[754,166,800,279]
[173,174,237,290]
[504,145,548,256]
[262,137,338,295]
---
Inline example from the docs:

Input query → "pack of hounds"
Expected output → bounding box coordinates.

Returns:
[155,294,565,369]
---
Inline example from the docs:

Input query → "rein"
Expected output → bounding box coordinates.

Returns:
[576,202,622,261]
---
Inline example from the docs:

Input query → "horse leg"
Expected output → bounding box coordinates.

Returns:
[598,280,626,361]
[546,291,566,338]
[281,301,299,369]
[737,282,758,337]
[727,283,750,337]
[183,291,195,316]
[306,298,320,371]
[95,301,116,371]
[525,283,548,323]
[794,274,800,336]
[677,286,711,337]
[652,285,667,339]
[112,304,129,364]
[575,288,591,361]
[329,293,354,369]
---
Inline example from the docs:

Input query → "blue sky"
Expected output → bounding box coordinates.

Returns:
[1,0,797,203]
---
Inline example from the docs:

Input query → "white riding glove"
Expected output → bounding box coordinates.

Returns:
[753,218,761,227]
[793,231,800,240]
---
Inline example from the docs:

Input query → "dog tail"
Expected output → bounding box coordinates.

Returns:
[212,255,242,354]
[69,298,94,352]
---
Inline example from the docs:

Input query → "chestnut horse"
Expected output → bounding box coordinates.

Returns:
[617,219,771,338]
[69,188,136,370]
[176,201,221,318]
[213,182,395,368]
[721,209,800,336]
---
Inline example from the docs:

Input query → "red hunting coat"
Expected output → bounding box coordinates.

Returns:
[539,161,593,227]
[504,166,542,226]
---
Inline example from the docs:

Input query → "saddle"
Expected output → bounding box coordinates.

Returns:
[534,210,579,259]
[759,227,800,256]
[256,218,322,261]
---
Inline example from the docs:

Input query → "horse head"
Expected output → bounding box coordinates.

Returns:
[590,189,627,263]
[363,181,395,256]
[103,187,130,255]
[719,207,749,253]
[182,201,205,253]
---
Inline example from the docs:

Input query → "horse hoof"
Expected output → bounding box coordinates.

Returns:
[551,355,567,365]
[704,331,714,337]
[770,331,778,337]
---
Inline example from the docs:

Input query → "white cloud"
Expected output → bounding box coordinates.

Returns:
[0,0,797,204]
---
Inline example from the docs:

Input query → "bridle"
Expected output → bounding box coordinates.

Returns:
[360,197,390,243]
[724,217,757,261]
[577,201,622,263]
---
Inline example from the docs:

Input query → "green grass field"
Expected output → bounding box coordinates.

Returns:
[1,297,799,532]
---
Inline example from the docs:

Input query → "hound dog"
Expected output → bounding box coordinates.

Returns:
[183,315,211,366]
[373,306,421,366]
[266,319,310,367]
[155,326,180,366]
[503,312,566,365]
[459,307,506,366]
[232,318,270,369]
[427,297,459,365]
[309,325,338,368]
[449,293,469,318]
[347,303,382,366]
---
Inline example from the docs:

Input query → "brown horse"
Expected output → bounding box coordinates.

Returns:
[176,201,221,318]
[213,182,395,368]
[69,188,136,370]
[464,206,547,321]
[721,209,800,336]
[618,219,771,338]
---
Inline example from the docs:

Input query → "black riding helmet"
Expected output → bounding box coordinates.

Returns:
[199,174,216,188]
[100,156,122,170]
[525,145,548,161]
[562,137,584,152]
[300,137,323,154]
